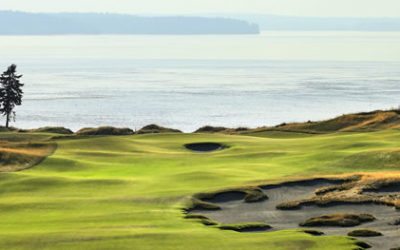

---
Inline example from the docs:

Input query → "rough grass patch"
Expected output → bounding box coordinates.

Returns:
[185,198,221,212]
[137,124,182,134]
[76,127,134,136]
[299,213,375,227]
[195,126,230,133]
[218,223,271,232]
[184,214,219,226]
[347,229,383,237]
[276,200,304,210]
[0,142,57,172]
[20,127,73,135]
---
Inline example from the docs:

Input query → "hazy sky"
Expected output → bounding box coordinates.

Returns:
[0,0,400,17]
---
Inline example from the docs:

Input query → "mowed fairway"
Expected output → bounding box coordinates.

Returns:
[1,130,400,250]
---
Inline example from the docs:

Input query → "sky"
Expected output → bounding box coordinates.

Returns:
[0,0,400,17]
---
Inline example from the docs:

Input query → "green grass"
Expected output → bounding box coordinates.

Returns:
[1,129,400,249]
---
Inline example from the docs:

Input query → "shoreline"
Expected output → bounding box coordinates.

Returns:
[2,108,400,135]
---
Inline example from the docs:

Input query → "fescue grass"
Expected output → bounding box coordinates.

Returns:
[218,223,272,232]
[0,135,56,172]
[75,126,134,136]
[245,109,400,134]
[137,124,182,134]
[184,214,219,226]
[1,129,400,249]
[299,214,375,227]
[20,127,74,135]
[347,229,383,237]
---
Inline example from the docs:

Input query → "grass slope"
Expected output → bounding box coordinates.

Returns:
[245,109,400,134]
[0,133,56,172]
[1,130,400,249]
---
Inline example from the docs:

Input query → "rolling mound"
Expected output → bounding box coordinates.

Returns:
[195,126,249,134]
[252,110,400,134]
[20,127,74,135]
[138,124,182,134]
[194,110,400,135]
[0,141,56,172]
[76,126,134,136]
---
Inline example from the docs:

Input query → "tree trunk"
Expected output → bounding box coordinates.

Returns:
[5,112,9,128]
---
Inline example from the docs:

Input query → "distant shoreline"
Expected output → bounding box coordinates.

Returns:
[2,109,399,135]
[0,11,260,35]
[1,11,400,34]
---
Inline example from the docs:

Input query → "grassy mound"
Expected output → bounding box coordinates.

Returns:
[0,141,56,172]
[275,174,400,210]
[76,126,134,136]
[185,198,221,212]
[218,223,271,232]
[137,124,182,134]
[184,214,219,226]
[243,189,269,203]
[0,150,37,171]
[347,229,383,237]
[246,109,400,134]
[195,126,231,133]
[299,214,375,227]
[21,127,74,135]
[195,126,249,134]
[193,187,267,205]
[276,200,304,210]
[192,110,400,135]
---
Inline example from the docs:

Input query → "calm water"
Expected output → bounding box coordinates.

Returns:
[0,32,400,132]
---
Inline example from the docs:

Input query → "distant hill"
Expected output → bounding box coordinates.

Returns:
[229,14,400,31]
[0,11,259,35]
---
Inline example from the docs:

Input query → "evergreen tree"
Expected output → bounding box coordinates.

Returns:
[0,64,24,128]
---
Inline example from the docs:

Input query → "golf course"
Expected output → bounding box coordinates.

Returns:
[1,111,400,250]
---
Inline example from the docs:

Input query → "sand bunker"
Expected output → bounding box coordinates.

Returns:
[186,175,400,249]
[184,143,226,152]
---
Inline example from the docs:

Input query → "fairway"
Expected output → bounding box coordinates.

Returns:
[1,130,400,249]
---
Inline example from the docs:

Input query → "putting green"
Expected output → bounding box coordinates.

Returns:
[1,130,400,250]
